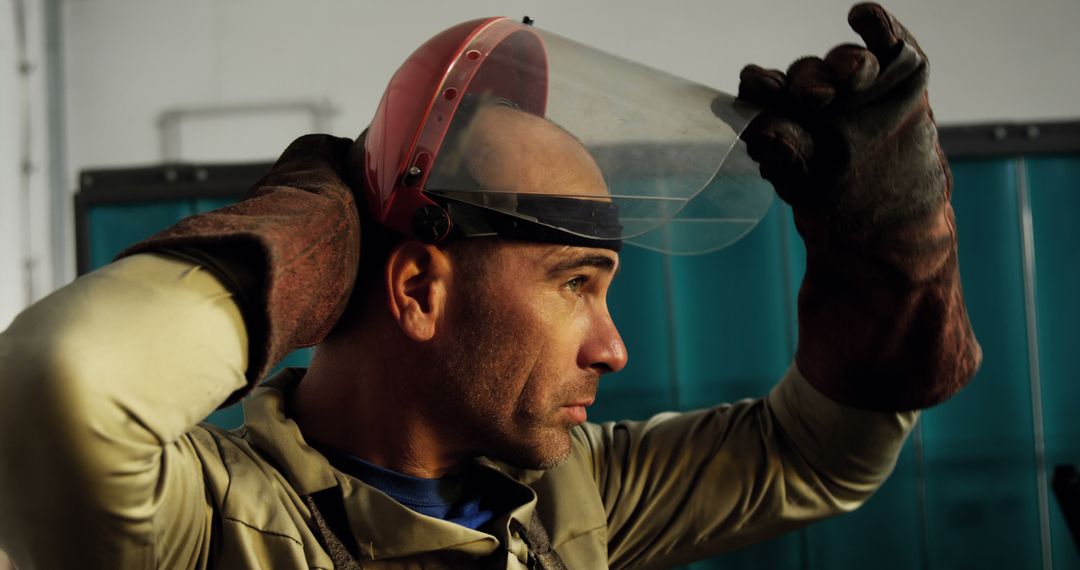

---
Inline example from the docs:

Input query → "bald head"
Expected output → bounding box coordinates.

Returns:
[455,105,608,199]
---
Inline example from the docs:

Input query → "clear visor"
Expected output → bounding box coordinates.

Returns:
[422,20,772,254]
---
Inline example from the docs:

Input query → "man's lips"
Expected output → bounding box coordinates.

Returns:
[562,398,595,424]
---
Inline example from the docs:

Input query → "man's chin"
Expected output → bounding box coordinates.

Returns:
[494,432,573,471]
[522,451,572,471]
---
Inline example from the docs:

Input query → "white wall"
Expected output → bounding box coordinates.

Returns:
[60,0,1080,170]
[3,0,1080,312]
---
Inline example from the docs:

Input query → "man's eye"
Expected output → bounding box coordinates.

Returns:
[565,276,586,293]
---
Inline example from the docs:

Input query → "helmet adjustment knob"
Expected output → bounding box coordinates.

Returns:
[412,205,451,243]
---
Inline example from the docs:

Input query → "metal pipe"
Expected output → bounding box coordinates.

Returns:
[13,0,37,307]
[1016,156,1054,570]
[157,99,337,162]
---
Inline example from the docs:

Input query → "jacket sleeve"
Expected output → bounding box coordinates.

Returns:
[0,253,248,569]
[578,365,917,569]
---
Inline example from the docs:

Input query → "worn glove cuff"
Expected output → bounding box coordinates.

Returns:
[119,134,362,389]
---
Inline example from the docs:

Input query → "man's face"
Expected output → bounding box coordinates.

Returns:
[436,241,626,470]
[428,105,627,469]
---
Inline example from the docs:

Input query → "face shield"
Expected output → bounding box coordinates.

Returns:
[363,17,772,255]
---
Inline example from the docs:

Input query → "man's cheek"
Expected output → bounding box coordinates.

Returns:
[531,295,583,333]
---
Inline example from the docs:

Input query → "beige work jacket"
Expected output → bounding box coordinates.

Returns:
[0,254,917,569]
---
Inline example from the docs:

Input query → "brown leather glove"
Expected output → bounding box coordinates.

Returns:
[120,134,361,386]
[737,3,981,410]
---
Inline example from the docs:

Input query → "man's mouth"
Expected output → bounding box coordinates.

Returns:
[561,399,594,424]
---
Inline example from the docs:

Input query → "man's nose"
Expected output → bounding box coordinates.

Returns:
[581,312,628,374]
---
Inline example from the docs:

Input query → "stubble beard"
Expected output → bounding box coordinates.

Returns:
[436,287,575,471]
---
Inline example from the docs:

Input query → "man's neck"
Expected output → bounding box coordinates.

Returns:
[289,335,467,479]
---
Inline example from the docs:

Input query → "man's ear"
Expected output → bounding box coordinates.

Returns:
[385,241,451,342]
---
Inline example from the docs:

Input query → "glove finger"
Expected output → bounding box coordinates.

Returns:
[848,3,923,66]
[785,57,838,112]
[738,64,787,107]
[741,113,816,207]
[824,43,880,93]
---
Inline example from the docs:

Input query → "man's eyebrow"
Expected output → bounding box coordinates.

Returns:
[547,253,619,276]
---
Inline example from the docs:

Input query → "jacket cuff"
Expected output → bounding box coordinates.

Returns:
[767,363,919,501]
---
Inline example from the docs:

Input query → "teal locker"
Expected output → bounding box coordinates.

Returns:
[1027,156,1080,570]
[668,200,798,411]
[593,246,678,420]
[803,442,926,570]
[88,202,197,263]
[677,201,809,569]
[923,159,1043,569]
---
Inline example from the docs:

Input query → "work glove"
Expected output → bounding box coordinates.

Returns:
[737,3,981,410]
[120,134,361,386]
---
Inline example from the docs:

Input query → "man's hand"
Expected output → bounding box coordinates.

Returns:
[737,3,981,410]
[121,134,362,385]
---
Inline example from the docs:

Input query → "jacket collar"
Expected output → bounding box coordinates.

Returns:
[241,368,544,562]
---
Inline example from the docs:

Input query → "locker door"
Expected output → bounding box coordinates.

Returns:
[1027,155,1080,570]
[921,158,1044,570]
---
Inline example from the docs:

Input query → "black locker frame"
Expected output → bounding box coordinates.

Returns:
[74,162,272,275]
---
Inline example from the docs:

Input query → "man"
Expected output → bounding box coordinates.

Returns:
[0,3,979,568]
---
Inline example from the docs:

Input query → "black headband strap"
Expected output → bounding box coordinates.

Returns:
[437,194,623,252]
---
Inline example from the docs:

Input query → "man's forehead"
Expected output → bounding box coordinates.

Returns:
[479,240,618,268]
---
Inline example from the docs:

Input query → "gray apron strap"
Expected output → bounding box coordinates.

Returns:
[304,489,363,569]
[513,511,570,570]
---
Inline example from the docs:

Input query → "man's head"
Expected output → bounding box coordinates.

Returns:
[335,104,627,470]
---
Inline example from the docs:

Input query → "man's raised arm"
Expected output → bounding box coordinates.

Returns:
[563,366,916,568]
[541,4,981,567]
[0,135,360,568]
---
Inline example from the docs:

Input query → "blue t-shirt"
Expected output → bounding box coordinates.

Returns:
[315,444,520,531]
